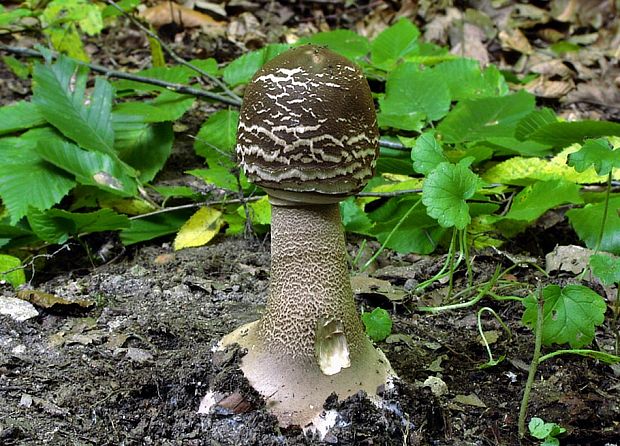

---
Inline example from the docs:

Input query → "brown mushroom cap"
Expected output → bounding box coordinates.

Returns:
[236,45,379,205]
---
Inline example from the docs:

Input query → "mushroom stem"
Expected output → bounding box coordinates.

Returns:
[259,203,366,361]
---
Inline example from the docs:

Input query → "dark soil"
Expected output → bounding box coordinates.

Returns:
[1,235,619,445]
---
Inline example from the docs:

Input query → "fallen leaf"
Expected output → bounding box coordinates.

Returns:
[350,276,407,303]
[499,28,533,54]
[454,393,487,408]
[140,2,225,29]
[524,76,574,98]
[173,207,223,250]
[17,290,94,310]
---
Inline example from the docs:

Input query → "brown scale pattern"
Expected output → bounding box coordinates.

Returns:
[236,45,379,197]
[257,204,366,359]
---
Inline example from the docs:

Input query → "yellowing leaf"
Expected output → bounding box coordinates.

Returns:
[482,145,620,185]
[174,207,222,250]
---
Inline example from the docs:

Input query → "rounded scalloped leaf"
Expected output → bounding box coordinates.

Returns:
[422,161,481,229]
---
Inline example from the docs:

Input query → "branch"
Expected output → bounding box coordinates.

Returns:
[104,0,242,105]
[0,43,241,106]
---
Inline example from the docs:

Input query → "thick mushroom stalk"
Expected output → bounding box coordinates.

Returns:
[220,45,393,427]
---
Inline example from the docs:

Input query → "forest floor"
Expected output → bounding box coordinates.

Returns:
[1,1,619,445]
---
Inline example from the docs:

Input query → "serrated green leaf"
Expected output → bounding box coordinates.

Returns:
[46,24,89,61]
[589,254,620,285]
[33,57,116,156]
[515,108,558,140]
[527,121,620,148]
[42,0,103,36]
[522,285,606,348]
[483,137,552,157]
[0,101,46,136]
[35,139,137,196]
[223,44,290,87]
[432,59,508,100]
[0,254,26,288]
[151,185,197,200]
[504,180,583,221]
[411,130,447,175]
[422,161,482,229]
[241,196,271,227]
[566,196,620,254]
[113,117,173,182]
[27,207,73,244]
[102,0,140,18]
[379,63,451,127]
[0,129,76,224]
[194,110,239,167]
[568,138,620,176]
[370,18,420,70]
[113,92,195,123]
[437,90,536,144]
[113,65,195,93]
[362,308,393,342]
[2,56,30,79]
[0,6,32,27]
[298,30,369,60]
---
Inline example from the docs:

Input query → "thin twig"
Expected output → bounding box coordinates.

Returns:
[104,0,241,104]
[0,43,241,106]
[128,195,262,220]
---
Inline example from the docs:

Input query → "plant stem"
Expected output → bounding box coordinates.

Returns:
[361,198,422,272]
[594,171,612,254]
[538,348,620,364]
[518,283,544,439]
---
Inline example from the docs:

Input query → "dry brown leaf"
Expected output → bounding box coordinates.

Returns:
[528,58,574,78]
[17,290,95,310]
[564,79,620,110]
[140,2,225,28]
[524,76,574,98]
[450,23,489,66]
[498,28,533,54]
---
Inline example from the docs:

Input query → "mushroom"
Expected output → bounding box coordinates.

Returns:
[220,45,394,427]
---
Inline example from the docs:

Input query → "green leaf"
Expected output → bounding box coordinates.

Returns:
[113,92,195,123]
[0,129,76,224]
[2,55,30,79]
[241,196,271,227]
[566,196,620,254]
[589,254,620,285]
[113,66,195,92]
[362,308,393,342]
[0,6,32,27]
[437,90,536,143]
[194,110,239,166]
[341,198,373,234]
[0,254,26,288]
[568,138,620,176]
[298,30,369,60]
[151,185,197,200]
[370,18,420,70]
[515,108,558,141]
[526,121,620,148]
[529,418,566,441]
[42,0,104,36]
[223,44,290,87]
[422,161,482,229]
[46,24,89,61]
[113,117,173,182]
[432,59,508,100]
[379,63,451,127]
[504,180,583,221]
[0,101,46,136]
[35,139,138,196]
[522,285,607,348]
[411,131,447,175]
[33,56,116,156]
[369,197,445,254]
[187,167,239,192]
[120,211,191,245]
[102,0,140,18]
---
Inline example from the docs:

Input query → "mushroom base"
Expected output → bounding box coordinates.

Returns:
[220,320,393,427]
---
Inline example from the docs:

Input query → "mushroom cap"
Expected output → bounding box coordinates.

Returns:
[236,45,379,205]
